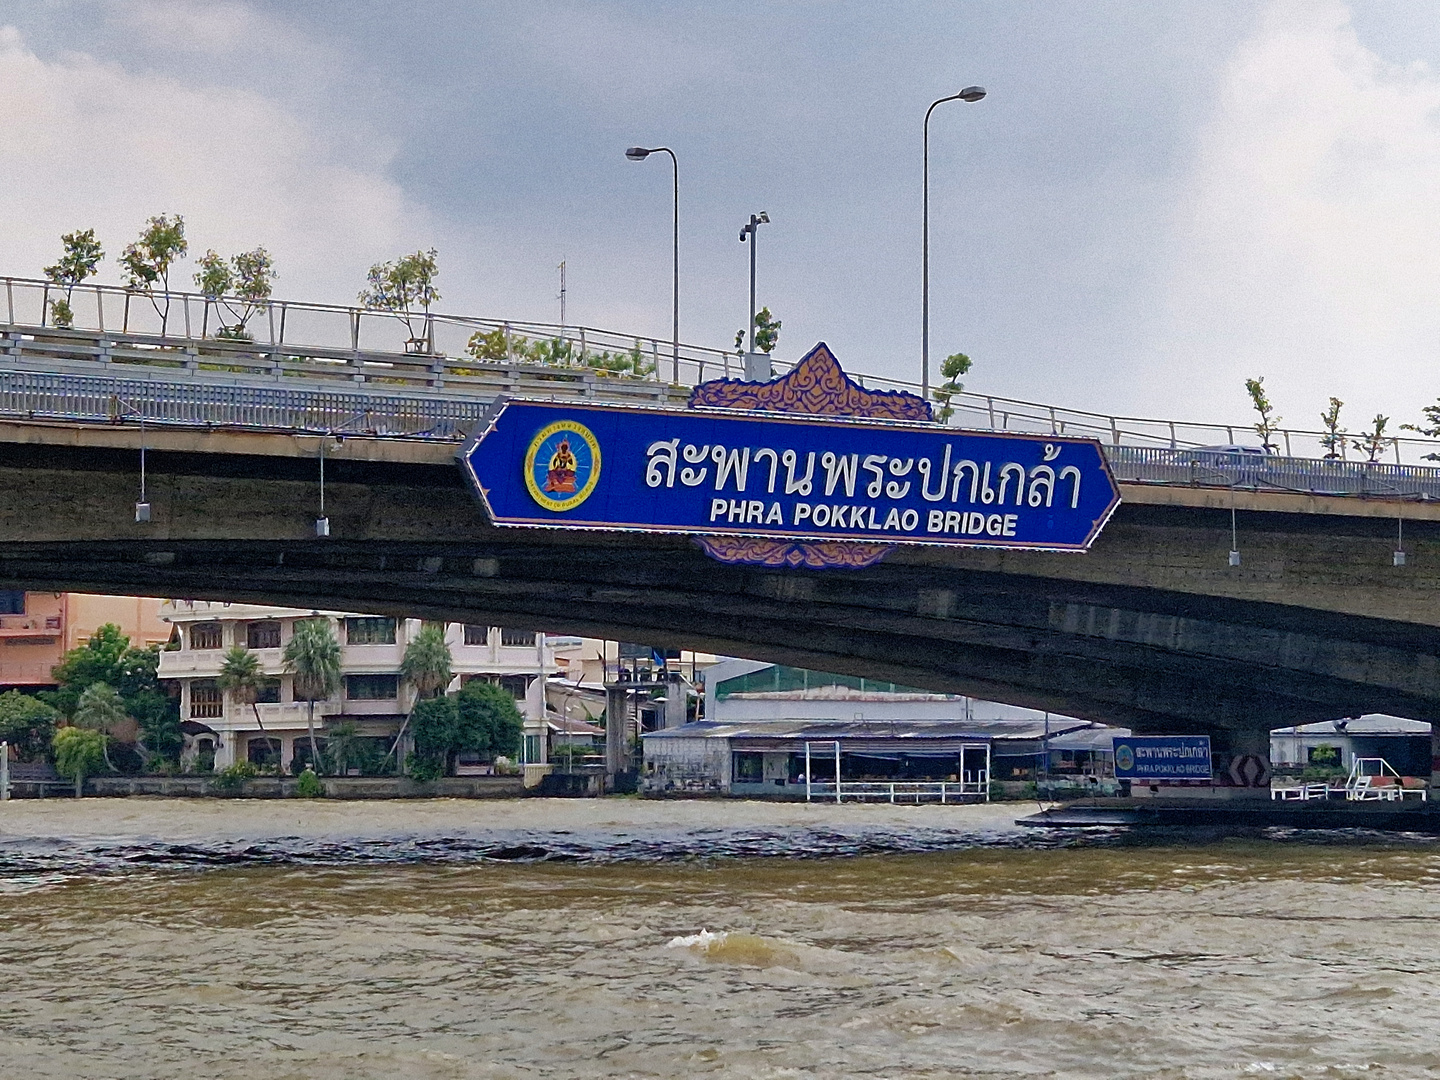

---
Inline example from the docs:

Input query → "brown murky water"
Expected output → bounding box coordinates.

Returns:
[3,799,1440,1078]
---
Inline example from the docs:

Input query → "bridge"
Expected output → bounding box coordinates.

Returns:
[3,275,1440,767]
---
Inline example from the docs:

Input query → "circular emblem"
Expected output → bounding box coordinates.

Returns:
[1114,744,1134,772]
[524,420,601,512]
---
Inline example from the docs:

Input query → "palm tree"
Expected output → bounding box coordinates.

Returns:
[387,622,453,770]
[73,681,128,771]
[282,617,341,772]
[216,646,279,768]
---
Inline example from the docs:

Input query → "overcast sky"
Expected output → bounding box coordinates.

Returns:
[5,0,1440,433]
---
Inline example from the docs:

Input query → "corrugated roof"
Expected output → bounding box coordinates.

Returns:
[644,717,1100,743]
[1273,714,1432,736]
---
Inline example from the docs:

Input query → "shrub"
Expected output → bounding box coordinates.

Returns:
[294,769,323,798]
[211,761,260,793]
[53,727,106,795]
[405,752,445,782]
[0,690,59,762]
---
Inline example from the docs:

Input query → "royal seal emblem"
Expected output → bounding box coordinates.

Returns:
[524,420,601,512]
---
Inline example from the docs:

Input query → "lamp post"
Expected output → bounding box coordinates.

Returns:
[739,211,770,377]
[923,85,986,405]
[625,146,680,383]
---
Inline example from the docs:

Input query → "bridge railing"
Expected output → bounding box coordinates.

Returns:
[1104,445,1440,501]
[8,273,1440,476]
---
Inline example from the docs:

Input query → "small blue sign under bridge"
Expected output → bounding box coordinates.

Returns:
[1112,736,1214,781]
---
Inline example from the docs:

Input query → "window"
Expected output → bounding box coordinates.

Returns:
[499,627,534,648]
[255,678,281,704]
[523,734,542,764]
[463,624,489,646]
[0,591,24,615]
[247,737,281,767]
[346,674,398,701]
[246,620,282,649]
[498,675,530,700]
[345,617,396,645]
[190,622,222,650]
[190,680,222,718]
[733,752,764,783]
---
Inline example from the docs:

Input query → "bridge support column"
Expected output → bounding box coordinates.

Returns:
[605,685,630,780]
[664,679,685,729]
[1220,728,1272,797]
[1431,727,1440,794]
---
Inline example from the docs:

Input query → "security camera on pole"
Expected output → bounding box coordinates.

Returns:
[739,212,770,380]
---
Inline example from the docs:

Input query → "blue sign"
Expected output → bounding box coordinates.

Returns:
[458,400,1121,550]
[1112,736,1213,781]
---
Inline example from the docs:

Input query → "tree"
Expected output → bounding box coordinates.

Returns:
[53,727,106,797]
[43,228,104,328]
[0,691,58,762]
[358,248,440,344]
[1353,414,1393,464]
[407,695,459,778]
[388,623,453,770]
[120,214,188,332]
[216,646,279,765]
[1401,406,1440,460]
[326,720,362,775]
[194,247,276,339]
[932,352,973,423]
[1243,376,1282,450]
[735,307,781,357]
[1319,397,1345,459]
[41,623,180,767]
[456,681,524,762]
[282,618,342,771]
[72,682,128,771]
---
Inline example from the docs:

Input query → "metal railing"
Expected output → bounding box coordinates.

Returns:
[803,778,990,803]
[9,276,1440,498]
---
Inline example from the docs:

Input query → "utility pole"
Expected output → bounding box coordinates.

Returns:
[558,260,567,331]
[739,212,770,379]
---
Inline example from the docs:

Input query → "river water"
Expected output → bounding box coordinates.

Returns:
[3,798,1440,1079]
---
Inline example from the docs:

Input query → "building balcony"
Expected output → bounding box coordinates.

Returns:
[0,613,63,636]
[194,699,343,732]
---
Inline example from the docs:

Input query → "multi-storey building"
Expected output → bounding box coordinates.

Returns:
[0,592,170,689]
[159,602,558,771]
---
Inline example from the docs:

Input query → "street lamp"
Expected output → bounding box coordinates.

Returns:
[625,146,680,383]
[923,85,986,406]
[739,212,770,374]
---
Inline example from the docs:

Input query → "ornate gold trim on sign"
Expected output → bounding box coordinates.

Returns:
[688,342,933,422]
[692,536,894,570]
[690,343,931,569]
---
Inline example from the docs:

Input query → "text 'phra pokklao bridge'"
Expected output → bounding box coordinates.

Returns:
[4,273,1440,784]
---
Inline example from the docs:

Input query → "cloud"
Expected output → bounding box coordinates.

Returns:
[0,17,428,308]
[1154,0,1440,434]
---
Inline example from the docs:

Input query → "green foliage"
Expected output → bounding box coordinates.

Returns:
[44,228,104,328]
[0,690,58,762]
[211,761,260,793]
[466,327,509,361]
[359,248,440,341]
[457,681,524,762]
[73,682,128,733]
[404,752,445,782]
[1319,397,1345,458]
[1402,404,1440,458]
[737,307,782,356]
[408,695,459,774]
[283,619,342,702]
[932,351,973,422]
[121,214,187,331]
[194,246,276,338]
[53,727,106,792]
[1352,413,1393,463]
[1243,376,1281,448]
[401,624,453,700]
[295,768,323,797]
[216,646,262,704]
[41,624,180,767]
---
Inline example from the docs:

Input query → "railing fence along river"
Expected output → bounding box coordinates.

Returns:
[6,275,1440,500]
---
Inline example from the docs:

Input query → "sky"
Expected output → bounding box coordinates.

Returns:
[4,0,1440,434]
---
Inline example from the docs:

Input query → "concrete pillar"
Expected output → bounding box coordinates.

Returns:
[1222,727,1272,795]
[665,680,685,729]
[605,685,629,776]
[1430,726,1440,792]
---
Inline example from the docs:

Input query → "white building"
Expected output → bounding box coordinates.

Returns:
[159,602,558,771]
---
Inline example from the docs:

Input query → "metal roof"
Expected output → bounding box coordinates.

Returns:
[644,717,1099,744]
